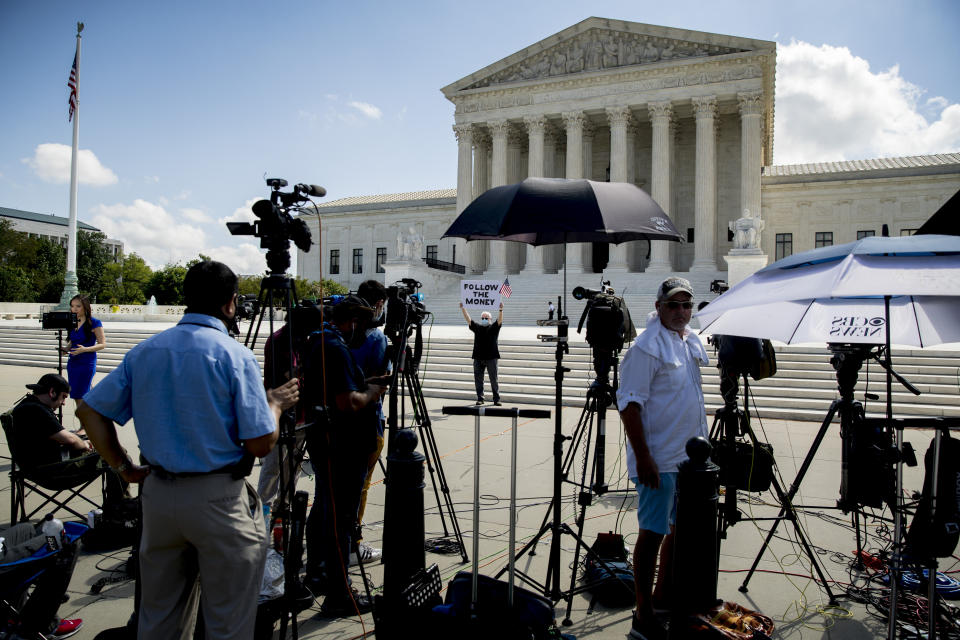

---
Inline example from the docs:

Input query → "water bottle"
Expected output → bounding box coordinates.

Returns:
[272,516,284,553]
[42,514,64,551]
[87,508,103,529]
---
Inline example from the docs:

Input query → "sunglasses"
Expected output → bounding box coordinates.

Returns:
[663,300,694,310]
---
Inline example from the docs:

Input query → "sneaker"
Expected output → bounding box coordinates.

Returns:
[629,614,667,640]
[493,400,502,406]
[319,589,374,617]
[51,618,83,639]
[476,399,485,405]
[349,541,382,566]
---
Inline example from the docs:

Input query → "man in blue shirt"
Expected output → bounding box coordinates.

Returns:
[351,280,390,565]
[303,295,386,617]
[77,261,298,640]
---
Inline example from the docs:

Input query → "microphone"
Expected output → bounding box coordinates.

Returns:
[295,184,326,198]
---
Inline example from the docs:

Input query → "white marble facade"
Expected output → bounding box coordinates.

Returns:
[297,18,960,288]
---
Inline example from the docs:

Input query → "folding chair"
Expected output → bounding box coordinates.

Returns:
[2,404,104,526]
[0,520,87,638]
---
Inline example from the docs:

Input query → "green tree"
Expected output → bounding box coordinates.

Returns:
[100,253,153,304]
[0,264,34,302]
[0,219,20,264]
[77,230,112,300]
[30,238,67,302]
[145,263,188,305]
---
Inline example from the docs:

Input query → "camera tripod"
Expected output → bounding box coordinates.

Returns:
[709,367,838,603]
[497,348,632,625]
[246,264,312,640]
[390,333,468,563]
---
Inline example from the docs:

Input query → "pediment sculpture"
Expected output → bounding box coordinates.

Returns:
[464,29,747,89]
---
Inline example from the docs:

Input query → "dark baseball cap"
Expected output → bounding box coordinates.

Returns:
[331,294,376,322]
[26,373,70,394]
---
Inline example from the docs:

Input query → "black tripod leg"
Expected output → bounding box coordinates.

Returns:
[406,367,468,563]
[739,400,839,595]
[563,398,596,625]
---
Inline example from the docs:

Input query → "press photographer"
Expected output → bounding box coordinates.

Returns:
[302,295,387,617]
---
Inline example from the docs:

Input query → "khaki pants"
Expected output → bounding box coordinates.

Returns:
[138,473,266,640]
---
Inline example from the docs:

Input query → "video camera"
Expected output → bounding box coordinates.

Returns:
[234,294,260,322]
[710,279,729,295]
[384,278,429,344]
[572,282,636,382]
[226,178,323,274]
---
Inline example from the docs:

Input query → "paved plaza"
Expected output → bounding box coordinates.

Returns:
[0,354,944,638]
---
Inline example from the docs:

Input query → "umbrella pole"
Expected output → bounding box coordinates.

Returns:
[886,294,905,639]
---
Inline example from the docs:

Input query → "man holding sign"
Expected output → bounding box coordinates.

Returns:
[459,298,504,406]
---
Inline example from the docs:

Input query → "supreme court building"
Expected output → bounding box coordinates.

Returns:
[298,18,959,304]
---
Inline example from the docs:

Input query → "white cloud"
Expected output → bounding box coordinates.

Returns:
[145,175,160,183]
[219,198,261,226]
[774,40,960,164]
[23,143,118,186]
[91,199,209,268]
[348,101,382,120]
[181,208,212,224]
[88,197,273,274]
[202,243,269,276]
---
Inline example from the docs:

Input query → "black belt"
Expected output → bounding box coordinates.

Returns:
[142,452,254,480]
[144,460,240,480]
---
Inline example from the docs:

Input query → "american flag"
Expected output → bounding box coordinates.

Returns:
[499,277,512,299]
[68,53,78,121]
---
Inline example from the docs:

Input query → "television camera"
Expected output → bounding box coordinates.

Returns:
[382,278,429,375]
[235,294,260,322]
[572,282,636,383]
[710,279,729,295]
[226,178,323,274]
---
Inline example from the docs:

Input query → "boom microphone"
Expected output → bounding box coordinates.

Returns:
[295,184,326,198]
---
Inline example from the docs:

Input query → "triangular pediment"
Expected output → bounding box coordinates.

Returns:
[442,17,774,95]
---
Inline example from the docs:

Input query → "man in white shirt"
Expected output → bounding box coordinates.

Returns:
[615,277,709,640]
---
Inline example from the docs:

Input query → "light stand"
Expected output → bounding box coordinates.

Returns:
[709,364,838,603]
[41,311,77,424]
[497,301,631,622]
[246,255,312,640]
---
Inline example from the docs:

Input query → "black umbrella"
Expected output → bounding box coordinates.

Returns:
[916,188,960,236]
[443,177,683,245]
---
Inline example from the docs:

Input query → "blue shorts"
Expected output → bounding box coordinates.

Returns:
[632,472,678,536]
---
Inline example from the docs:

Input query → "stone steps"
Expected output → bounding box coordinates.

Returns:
[1,325,957,422]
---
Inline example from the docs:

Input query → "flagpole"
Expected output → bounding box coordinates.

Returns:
[58,22,84,309]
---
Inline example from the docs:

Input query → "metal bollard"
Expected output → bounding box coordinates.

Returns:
[382,427,426,603]
[672,436,721,616]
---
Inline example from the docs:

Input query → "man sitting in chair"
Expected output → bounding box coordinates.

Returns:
[9,373,125,503]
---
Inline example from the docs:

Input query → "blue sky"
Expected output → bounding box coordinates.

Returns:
[1,0,958,274]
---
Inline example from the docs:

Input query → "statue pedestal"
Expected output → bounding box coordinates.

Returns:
[723,251,768,288]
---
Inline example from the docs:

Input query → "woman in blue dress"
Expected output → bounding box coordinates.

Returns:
[65,295,106,433]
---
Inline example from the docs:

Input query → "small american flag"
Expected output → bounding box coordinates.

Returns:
[68,53,78,121]
[499,277,512,299]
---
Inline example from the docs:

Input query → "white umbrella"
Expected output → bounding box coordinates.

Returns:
[697,234,960,347]
[698,296,960,347]
[695,233,960,637]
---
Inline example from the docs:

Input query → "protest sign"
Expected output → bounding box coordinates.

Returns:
[460,280,501,309]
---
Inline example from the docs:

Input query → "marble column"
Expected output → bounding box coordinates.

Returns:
[487,120,510,275]
[469,131,491,274]
[738,91,764,224]
[605,106,633,273]
[691,95,718,272]
[523,116,547,274]
[454,123,473,272]
[646,100,674,273]
[580,120,595,271]
[562,111,587,273]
